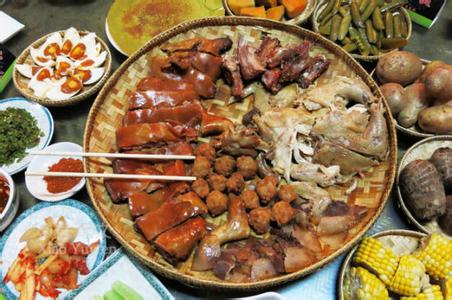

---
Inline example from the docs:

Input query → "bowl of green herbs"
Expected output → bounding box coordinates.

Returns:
[0,97,54,175]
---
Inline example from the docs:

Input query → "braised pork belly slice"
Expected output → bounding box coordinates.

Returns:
[179,68,216,99]
[123,101,204,126]
[136,201,202,241]
[116,123,181,150]
[162,37,232,56]
[137,76,195,92]
[128,90,198,110]
[153,217,207,266]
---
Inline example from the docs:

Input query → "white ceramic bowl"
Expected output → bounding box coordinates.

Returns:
[0,168,19,232]
[25,142,85,201]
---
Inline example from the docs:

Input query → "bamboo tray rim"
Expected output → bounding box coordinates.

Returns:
[396,135,452,236]
[337,229,427,300]
[222,0,317,25]
[312,0,412,62]
[13,30,112,107]
[83,16,397,291]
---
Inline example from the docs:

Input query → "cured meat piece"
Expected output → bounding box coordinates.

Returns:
[280,55,310,83]
[137,76,194,92]
[112,159,160,174]
[223,56,244,99]
[238,39,265,81]
[129,182,190,217]
[165,51,223,80]
[180,68,216,98]
[104,179,150,204]
[162,37,233,56]
[135,201,201,241]
[123,101,204,126]
[298,55,330,89]
[256,37,280,63]
[123,142,194,157]
[267,41,310,69]
[262,68,282,94]
[175,192,208,215]
[116,123,180,149]
[128,90,198,110]
[154,217,206,265]
[200,112,234,138]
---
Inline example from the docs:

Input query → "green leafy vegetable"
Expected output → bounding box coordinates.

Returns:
[0,107,43,166]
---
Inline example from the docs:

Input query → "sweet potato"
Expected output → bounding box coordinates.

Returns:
[418,105,452,134]
[228,0,255,15]
[267,5,285,20]
[430,147,452,192]
[240,6,267,18]
[399,159,446,221]
[280,0,307,18]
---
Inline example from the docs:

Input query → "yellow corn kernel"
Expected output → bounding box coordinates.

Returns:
[389,255,426,296]
[354,237,399,285]
[441,277,451,300]
[401,285,444,300]
[414,234,452,280]
[350,267,389,300]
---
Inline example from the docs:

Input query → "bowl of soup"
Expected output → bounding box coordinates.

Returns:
[0,168,19,231]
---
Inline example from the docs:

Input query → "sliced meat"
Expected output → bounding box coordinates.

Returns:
[137,76,195,92]
[128,191,166,218]
[104,179,150,204]
[298,55,330,89]
[238,39,265,81]
[262,68,282,94]
[135,201,201,241]
[256,36,280,63]
[153,217,206,265]
[165,51,224,80]
[123,142,193,157]
[222,56,245,99]
[123,101,204,126]
[128,90,198,110]
[116,123,181,149]
[280,55,311,83]
[162,37,232,56]
[112,159,160,175]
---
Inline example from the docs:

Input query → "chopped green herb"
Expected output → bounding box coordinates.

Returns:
[0,107,44,166]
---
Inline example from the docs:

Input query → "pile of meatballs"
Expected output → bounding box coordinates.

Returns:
[191,143,298,234]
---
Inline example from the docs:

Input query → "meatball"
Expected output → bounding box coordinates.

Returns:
[192,178,210,198]
[237,156,258,179]
[271,201,296,226]
[206,191,229,216]
[226,172,245,194]
[256,176,278,203]
[249,207,271,234]
[241,189,259,210]
[208,173,227,192]
[194,143,216,161]
[214,155,236,177]
[192,156,211,178]
[278,184,298,203]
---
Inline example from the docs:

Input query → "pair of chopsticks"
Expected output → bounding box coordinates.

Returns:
[25,151,197,181]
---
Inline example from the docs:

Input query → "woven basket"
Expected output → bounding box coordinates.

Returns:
[13,30,112,107]
[312,0,412,62]
[371,59,437,139]
[338,229,426,300]
[222,0,317,25]
[396,135,452,237]
[83,17,397,291]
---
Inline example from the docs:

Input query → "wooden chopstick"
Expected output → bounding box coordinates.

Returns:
[28,151,195,160]
[25,171,196,181]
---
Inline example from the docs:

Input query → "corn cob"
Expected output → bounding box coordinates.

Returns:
[389,255,426,296]
[354,237,399,285]
[414,234,452,280]
[440,277,451,300]
[401,285,444,300]
[349,267,389,300]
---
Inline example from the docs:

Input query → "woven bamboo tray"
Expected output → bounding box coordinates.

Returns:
[396,136,452,237]
[83,17,397,291]
[312,0,412,62]
[13,30,112,107]
[371,59,437,139]
[222,0,316,25]
[338,229,426,300]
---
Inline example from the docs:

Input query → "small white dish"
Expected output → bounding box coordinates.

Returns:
[0,97,54,175]
[0,168,19,232]
[25,142,85,202]
[0,11,25,43]
[65,248,174,300]
[0,199,107,300]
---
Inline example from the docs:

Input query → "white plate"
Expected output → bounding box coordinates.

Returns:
[0,199,107,300]
[0,11,25,43]
[25,142,85,202]
[105,19,128,56]
[0,97,54,175]
[64,248,174,300]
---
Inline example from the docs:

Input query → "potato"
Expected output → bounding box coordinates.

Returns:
[419,60,447,82]
[399,159,446,221]
[380,83,405,115]
[376,51,423,86]
[398,83,429,128]
[418,105,452,134]
[422,65,452,105]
